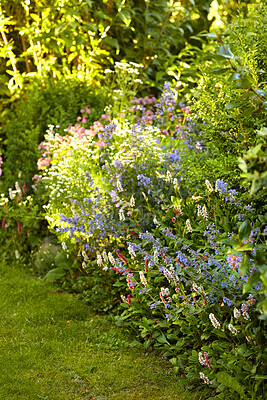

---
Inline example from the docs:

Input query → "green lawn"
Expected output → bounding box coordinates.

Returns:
[0,263,206,400]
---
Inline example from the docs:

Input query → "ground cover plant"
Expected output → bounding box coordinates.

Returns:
[0,2,266,400]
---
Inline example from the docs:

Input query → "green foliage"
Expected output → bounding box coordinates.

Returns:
[176,3,267,195]
[1,76,108,189]
[0,0,213,90]
[0,184,46,263]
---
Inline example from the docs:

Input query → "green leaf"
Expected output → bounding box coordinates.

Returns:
[205,32,218,39]
[225,103,239,110]
[119,11,131,27]
[210,68,230,75]
[55,252,73,269]
[84,22,98,32]
[238,158,247,173]
[156,334,168,344]
[257,127,267,137]
[45,268,66,281]
[243,272,260,293]
[217,44,234,59]
[216,372,245,396]
[239,220,251,241]
[103,37,120,51]
[240,254,249,275]
[236,242,253,252]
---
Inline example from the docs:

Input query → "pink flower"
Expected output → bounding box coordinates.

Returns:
[38,141,47,151]
[22,183,27,195]
[32,174,41,181]
[37,157,50,170]
[204,352,212,369]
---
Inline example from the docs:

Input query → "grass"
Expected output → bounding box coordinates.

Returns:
[0,262,207,400]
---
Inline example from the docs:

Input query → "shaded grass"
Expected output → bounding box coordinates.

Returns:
[0,263,206,400]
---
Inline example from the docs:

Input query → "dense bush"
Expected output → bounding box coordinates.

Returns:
[1,76,108,190]
[175,2,267,195]
[0,0,213,90]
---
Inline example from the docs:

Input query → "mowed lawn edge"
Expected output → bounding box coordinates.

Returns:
[0,263,207,400]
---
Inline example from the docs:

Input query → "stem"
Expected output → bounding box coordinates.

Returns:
[20,35,31,73]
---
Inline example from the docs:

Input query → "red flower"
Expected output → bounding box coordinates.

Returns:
[116,249,128,265]
[2,216,6,229]
[23,182,27,194]
[17,221,22,234]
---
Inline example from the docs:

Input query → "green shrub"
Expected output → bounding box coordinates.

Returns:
[1,76,108,190]
[175,2,267,195]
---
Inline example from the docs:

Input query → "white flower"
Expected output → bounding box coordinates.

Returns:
[15,249,19,259]
[154,249,159,263]
[160,287,170,297]
[128,244,136,259]
[102,265,108,271]
[198,352,206,366]
[243,310,251,321]
[9,188,14,200]
[153,216,160,226]
[246,335,253,343]
[62,242,67,251]
[186,219,192,233]
[108,252,116,266]
[233,307,241,319]
[197,204,202,217]
[70,205,77,217]
[192,282,205,295]
[82,261,87,269]
[102,250,108,263]
[119,208,125,221]
[228,323,238,335]
[15,182,22,196]
[209,313,221,329]
[199,372,212,385]
[205,180,213,192]
[173,178,179,188]
[82,250,89,261]
[139,271,147,287]
[96,252,102,267]
[202,204,208,219]
[166,170,172,182]
[176,205,183,215]
[130,196,135,207]
[116,180,123,192]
